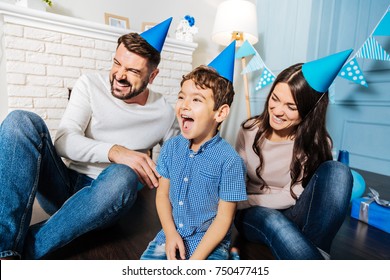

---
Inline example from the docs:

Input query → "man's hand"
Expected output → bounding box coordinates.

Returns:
[108,144,160,188]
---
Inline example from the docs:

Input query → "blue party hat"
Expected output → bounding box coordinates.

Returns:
[302,49,353,92]
[140,17,172,53]
[208,40,236,82]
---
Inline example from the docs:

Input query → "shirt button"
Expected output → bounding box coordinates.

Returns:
[179,223,184,228]
[179,201,184,206]
[189,154,194,158]
[183,177,188,182]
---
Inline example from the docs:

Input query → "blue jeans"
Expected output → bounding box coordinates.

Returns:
[0,110,138,259]
[235,161,353,260]
[140,239,229,260]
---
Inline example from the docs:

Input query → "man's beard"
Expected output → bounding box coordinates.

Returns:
[110,77,149,100]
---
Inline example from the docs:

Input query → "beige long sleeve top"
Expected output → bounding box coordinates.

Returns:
[235,124,304,210]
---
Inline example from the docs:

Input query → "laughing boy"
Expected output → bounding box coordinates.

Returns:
[140,42,247,260]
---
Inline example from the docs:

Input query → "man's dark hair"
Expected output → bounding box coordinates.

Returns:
[117,33,161,69]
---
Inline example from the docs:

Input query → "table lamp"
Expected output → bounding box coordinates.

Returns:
[212,0,258,118]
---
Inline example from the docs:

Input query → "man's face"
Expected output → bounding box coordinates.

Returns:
[109,43,156,101]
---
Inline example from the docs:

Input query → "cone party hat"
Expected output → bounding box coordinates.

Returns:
[208,40,236,83]
[140,17,172,53]
[302,49,353,92]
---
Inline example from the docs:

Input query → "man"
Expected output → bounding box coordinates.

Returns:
[0,17,178,259]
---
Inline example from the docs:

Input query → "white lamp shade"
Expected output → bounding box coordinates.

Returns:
[212,0,258,46]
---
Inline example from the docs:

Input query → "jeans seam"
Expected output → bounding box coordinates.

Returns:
[43,133,72,194]
[82,188,137,234]
[13,142,43,252]
[241,219,281,260]
[302,174,318,233]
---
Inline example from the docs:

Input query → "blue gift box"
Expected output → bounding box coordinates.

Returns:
[351,197,390,234]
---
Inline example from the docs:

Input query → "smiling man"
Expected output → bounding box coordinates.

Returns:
[0,17,179,260]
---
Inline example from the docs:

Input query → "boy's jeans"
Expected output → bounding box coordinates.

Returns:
[0,110,138,259]
[141,239,230,260]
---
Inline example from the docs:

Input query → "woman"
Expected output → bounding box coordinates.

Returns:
[234,51,353,260]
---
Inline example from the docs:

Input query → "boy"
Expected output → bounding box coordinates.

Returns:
[141,42,247,260]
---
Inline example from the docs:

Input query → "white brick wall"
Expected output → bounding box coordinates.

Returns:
[1,6,196,137]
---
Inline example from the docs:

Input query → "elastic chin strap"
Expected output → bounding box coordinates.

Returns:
[301,92,327,121]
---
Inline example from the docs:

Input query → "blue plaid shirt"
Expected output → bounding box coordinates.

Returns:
[154,133,247,259]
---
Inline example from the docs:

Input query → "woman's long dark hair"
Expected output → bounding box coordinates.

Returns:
[242,63,333,199]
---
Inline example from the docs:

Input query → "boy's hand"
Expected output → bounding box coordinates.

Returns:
[165,232,186,260]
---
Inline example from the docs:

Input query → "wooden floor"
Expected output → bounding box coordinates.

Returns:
[43,168,390,260]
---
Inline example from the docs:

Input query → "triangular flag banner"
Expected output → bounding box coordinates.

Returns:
[235,40,257,59]
[373,7,390,36]
[241,53,265,74]
[338,57,368,87]
[255,67,276,90]
[356,37,390,61]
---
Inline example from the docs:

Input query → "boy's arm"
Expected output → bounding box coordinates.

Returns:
[189,200,236,260]
[156,177,186,260]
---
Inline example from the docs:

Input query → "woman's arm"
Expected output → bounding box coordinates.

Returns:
[189,200,236,260]
[244,181,304,209]
[156,177,186,260]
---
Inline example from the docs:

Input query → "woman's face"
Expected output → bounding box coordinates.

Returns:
[268,82,302,140]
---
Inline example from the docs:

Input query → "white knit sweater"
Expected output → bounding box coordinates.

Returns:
[54,73,178,179]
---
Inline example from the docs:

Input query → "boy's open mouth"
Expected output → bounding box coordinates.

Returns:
[181,114,194,130]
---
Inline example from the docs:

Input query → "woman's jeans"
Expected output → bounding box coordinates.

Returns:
[235,161,353,260]
[0,110,138,259]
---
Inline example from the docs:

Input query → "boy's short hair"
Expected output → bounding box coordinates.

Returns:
[180,65,235,111]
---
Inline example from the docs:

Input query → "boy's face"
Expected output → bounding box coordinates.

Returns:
[176,79,221,150]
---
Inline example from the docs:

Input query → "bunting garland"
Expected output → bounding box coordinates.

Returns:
[373,6,390,36]
[356,37,390,61]
[237,5,389,92]
[235,40,257,58]
[339,57,368,87]
[338,5,390,87]
[236,40,276,91]
[241,53,264,74]
[255,67,276,90]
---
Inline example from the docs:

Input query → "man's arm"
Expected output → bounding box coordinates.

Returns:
[156,177,186,260]
[108,145,159,188]
[54,75,113,163]
[55,75,160,187]
[189,200,236,260]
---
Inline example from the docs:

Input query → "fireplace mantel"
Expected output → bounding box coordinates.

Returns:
[0,2,197,54]
[0,2,197,132]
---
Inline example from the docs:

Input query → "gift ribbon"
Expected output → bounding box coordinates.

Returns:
[359,198,374,223]
[358,188,390,223]
[368,187,390,208]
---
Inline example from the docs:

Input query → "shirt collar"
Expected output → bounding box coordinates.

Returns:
[181,132,222,154]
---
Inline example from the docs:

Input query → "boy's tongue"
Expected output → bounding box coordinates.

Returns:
[183,118,194,130]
